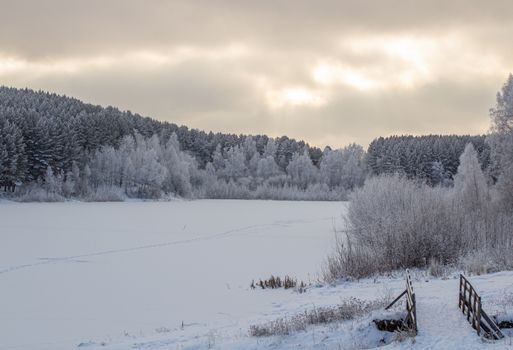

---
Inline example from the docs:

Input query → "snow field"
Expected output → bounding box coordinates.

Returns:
[0,200,345,350]
[2,200,513,350]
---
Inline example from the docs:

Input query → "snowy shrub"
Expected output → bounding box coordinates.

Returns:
[323,234,381,281]
[253,183,347,201]
[428,258,448,278]
[204,179,252,199]
[249,298,386,337]
[325,175,456,278]
[491,293,513,325]
[202,179,348,201]
[16,184,65,202]
[458,247,513,276]
[83,185,125,202]
[325,144,513,279]
[458,251,493,276]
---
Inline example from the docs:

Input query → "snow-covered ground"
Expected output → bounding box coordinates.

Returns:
[0,200,345,350]
[1,200,513,350]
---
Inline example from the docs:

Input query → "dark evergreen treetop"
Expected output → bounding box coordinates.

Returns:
[366,134,490,185]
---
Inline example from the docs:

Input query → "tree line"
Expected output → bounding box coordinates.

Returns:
[0,86,363,201]
[367,134,490,186]
[0,81,508,202]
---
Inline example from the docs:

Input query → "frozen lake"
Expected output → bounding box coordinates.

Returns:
[0,200,346,350]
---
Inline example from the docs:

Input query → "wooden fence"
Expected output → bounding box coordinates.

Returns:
[385,269,417,334]
[458,274,504,339]
[405,269,417,334]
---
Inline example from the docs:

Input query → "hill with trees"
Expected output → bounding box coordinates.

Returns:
[0,85,499,202]
[0,86,364,200]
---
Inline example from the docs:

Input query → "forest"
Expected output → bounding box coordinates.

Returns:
[0,84,502,202]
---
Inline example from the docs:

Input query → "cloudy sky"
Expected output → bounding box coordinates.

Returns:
[1,1,512,148]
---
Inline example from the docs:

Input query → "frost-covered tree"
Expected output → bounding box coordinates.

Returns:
[320,144,366,190]
[62,171,75,198]
[453,143,489,211]
[68,161,81,196]
[212,144,225,172]
[488,74,513,209]
[286,150,319,189]
[263,138,277,158]
[256,156,282,179]
[80,164,91,196]
[340,144,366,190]
[242,136,257,163]
[90,145,123,188]
[158,133,193,197]
[222,145,247,181]
[320,149,345,189]
[123,133,167,198]
[44,166,61,195]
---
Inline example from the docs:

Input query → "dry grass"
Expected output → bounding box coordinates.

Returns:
[249,297,386,337]
[251,275,307,293]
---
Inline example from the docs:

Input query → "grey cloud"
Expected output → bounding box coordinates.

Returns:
[1,0,513,58]
[1,56,503,147]
[0,0,512,148]
[265,79,499,147]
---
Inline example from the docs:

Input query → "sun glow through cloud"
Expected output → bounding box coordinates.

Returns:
[313,64,378,91]
[266,87,325,109]
[0,57,26,75]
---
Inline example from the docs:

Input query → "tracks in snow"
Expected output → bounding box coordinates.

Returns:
[414,283,476,349]
[0,217,335,276]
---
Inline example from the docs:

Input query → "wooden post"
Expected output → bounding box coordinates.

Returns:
[459,275,463,310]
[383,269,417,335]
[476,296,481,336]
[412,293,417,333]
[465,283,469,316]
[472,292,477,330]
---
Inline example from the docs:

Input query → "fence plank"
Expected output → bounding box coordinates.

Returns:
[385,289,407,310]
[384,269,417,335]
[405,269,417,334]
[458,274,504,340]
[476,296,481,336]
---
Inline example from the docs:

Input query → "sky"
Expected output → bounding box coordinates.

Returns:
[0,0,512,148]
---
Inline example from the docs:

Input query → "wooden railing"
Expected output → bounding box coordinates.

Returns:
[405,269,417,334]
[385,269,417,334]
[459,274,504,340]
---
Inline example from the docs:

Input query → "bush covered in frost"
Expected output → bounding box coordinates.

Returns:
[325,143,513,280]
